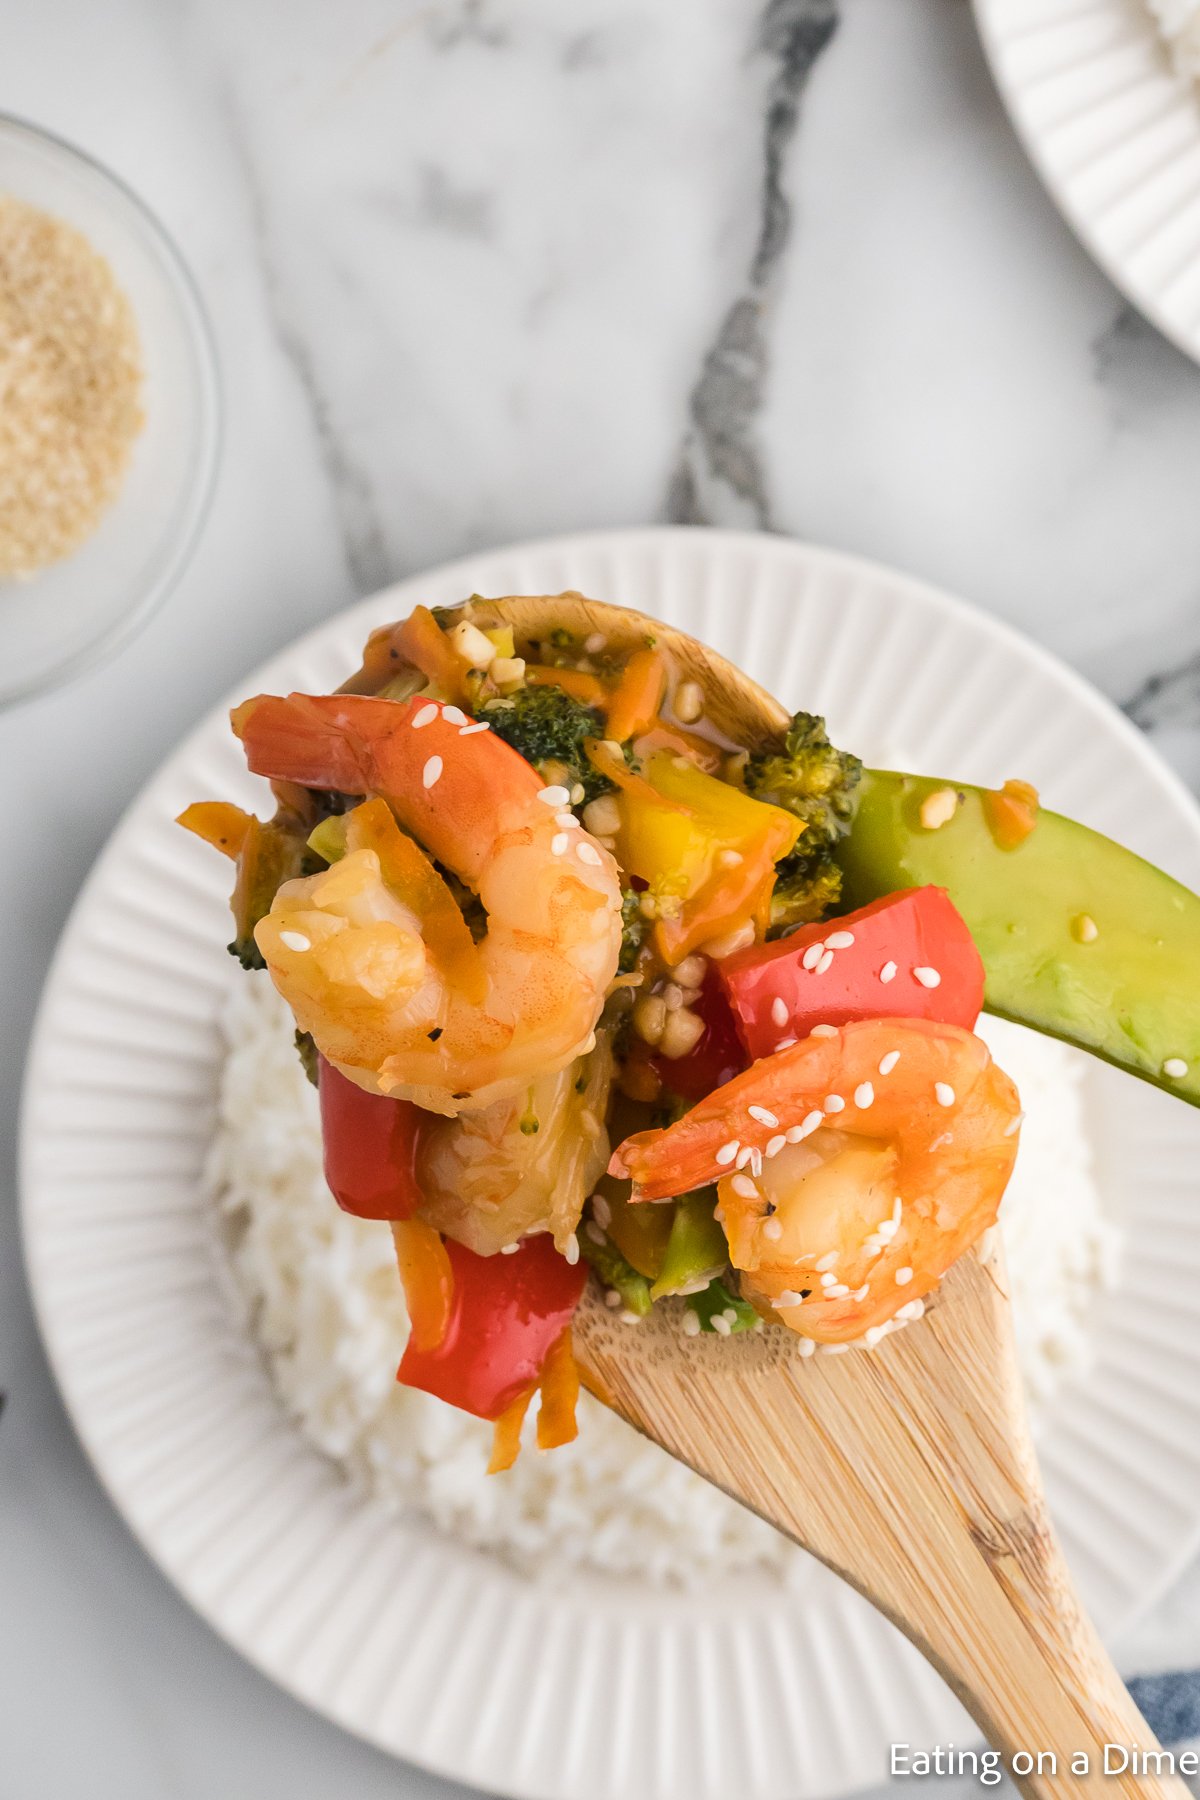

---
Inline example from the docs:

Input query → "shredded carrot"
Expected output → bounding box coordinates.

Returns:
[391,1219,454,1353]
[488,1385,535,1473]
[176,801,254,860]
[604,647,667,743]
[536,1327,581,1451]
[983,778,1040,851]
[346,798,486,1003]
[525,664,609,708]
[394,605,467,703]
[633,721,723,774]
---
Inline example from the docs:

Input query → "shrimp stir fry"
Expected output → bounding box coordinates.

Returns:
[234,692,623,1115]
[611,1018,1021,1343]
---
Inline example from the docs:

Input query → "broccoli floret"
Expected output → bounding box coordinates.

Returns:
[745,711,862,936]
[482,684,612,803]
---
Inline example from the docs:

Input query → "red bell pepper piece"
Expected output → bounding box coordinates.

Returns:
[717,887,984,1063]
[397,1234,587,1421]
[319,1058,425,1221]
[653,969,748,1101]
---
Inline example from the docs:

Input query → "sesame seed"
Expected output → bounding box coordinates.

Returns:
[459,720,490,735]
[279,930,311,953]
[1164,1057,1189,1080]
[919,787,959,830]
[551,833,569,855]
[864,1325,887,1348]
[717,848,743,868]
[604,1288,622,1306]
[825,930,855,950]
[810,1023,838,1039]
[555,813,579,830]
[748,1104,779,1128]
[584,631,607,654]
[878,1051,900,1075]
[619,1309,642,1325]
[591,1193,612,1228]
[854,1082,874,1109]
[412,703,439,729]
[891,1196,902,1226]
[934,1082,956,1107]
[802,942,825,971]
[681,1309,701,1336]
[422,755,443,789]
[762,1217,783,1241]
[816,949,834,974]
[879,961,897,984]
[765,1134,787,1158]
[771,996,789,1028]
[824,1094,845,1113]
[1004,1112,1025,1137]
[797,1336,816,1358]
[775,1289,804,1307]
[876,1218,898,1242]
[775,1036,797,1051]
[570,783,586,804]
[721,1307,739,1326]
[820,1272,838,1288]
[585,1221,606,1246]
[731,1174,758,1199]
[735,1145,755,1170]
[851,1284,870,1302]
[564,1233,580,1265]
[442,705,468,727]
[538,785,570,806]
[788,1110,824,1142]
[711,1314,732,1336]
[821,1343,850,1356]
[715,1140,740,1166]
[749,1147,763,1175]
[577,842,603,866]
[815,1252,838,1271]
[826,1283,850,1299]
[895,1266,913,1285]
[896,1298,925,1321]
[913,966,941,988]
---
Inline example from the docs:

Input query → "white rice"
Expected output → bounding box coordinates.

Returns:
[207,974,1119,1584]
[1146,0,1200,80]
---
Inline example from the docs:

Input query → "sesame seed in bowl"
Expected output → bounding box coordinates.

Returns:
[0,114,219,707]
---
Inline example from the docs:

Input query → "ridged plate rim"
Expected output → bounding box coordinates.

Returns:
[974,0,1200,365]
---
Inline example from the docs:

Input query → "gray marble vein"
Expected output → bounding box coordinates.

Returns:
[667,0,838,531]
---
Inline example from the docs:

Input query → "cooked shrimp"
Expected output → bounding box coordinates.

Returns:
[610,1018,1020,1343]
[234,693,623,1114]
[417,1035,613,1256]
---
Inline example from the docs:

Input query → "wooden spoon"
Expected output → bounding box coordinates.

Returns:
[457,592,1186,1799]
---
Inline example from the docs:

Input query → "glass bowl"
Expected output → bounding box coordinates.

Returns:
[0,114,221,706]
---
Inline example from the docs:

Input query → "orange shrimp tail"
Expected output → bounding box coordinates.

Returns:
[233,693,377,793]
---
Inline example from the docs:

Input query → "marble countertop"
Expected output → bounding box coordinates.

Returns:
[4,1,1200,1795]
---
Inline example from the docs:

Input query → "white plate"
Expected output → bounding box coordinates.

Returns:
[21,527,1200,1800]
[975,0,1200,365]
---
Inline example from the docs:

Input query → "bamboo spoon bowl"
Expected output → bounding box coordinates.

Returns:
[453,593,1186,1799]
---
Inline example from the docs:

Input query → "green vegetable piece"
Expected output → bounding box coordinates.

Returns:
[618,887,646,973]
[307,814,349,865]
[579,1231,653,1317]
[483,685,611,803]
[836,768,1200,1108]
[650,1189,727,1300]
[294,1030,319,1087]
[687,1278,759,1335]
[745,711,862,935]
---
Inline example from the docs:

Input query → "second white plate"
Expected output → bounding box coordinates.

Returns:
[21,528,1200,1800]
[975,0,1200,365]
